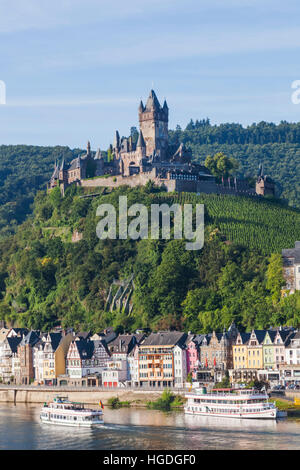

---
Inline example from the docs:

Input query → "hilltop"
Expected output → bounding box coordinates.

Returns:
[0,184,299,334]
[0,119,300,238]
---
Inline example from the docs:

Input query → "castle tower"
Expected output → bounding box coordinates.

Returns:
[138,90,168,160]
[255,163,275,196]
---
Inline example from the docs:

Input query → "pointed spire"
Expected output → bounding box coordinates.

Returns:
[60,157,67,171]
[163,99,168,110]
[87,141,91,156]
[146,90,161,110]
[136,131,145,148]
[113,130,120,149]
[94,148,103,160]
[139,100,145,112]
[258,162,264,178]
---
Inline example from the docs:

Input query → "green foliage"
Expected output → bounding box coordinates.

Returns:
[204,152,239,179]
[0,185,299,332]
[214,375,231,389]
[147,390,184,410]
[266,253,285,303]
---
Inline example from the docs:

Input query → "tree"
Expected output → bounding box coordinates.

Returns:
[266,253,284,303]
[204,152,239,179]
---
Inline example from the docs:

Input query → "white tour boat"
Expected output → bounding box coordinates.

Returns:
[40,396,104,427]
[185,387,280,419]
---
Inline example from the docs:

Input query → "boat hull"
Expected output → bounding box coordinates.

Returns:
[40,416,104,427]
[184,408,277,419]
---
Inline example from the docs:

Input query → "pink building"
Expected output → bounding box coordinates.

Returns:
[186,337,199,379]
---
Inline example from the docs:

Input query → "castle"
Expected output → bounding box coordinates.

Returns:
[48,90,275,197]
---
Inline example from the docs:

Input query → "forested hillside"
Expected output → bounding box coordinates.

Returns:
[0,145,82,237]
[0,184,299,334]
[169,120,300,208]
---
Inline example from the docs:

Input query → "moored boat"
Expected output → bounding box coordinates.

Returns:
[40,396,104,427]
[184,387,279,419]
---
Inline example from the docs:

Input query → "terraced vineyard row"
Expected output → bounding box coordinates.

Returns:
[151,192,300,254]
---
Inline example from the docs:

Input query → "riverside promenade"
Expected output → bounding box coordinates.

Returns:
[0,384,186,405]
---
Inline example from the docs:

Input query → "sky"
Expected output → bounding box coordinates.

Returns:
[0,0,300,149]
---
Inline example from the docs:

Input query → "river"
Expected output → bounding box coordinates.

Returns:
[0,404,300,450]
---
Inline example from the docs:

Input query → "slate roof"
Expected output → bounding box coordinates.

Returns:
[140,331,187,347]
[7,336,22,353]
[136,131,146,148]
[109,335,138,354]
[19,330,40,347]
[69,156,83,171]
[74,339,94,359]
[145,90,161,110]
[252,330,266,344]
[75,331,92,340]
[282,242,300,264]
[237,332,251,344]
[48,332,62,351]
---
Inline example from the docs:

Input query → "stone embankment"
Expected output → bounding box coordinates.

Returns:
[0,385,185,405]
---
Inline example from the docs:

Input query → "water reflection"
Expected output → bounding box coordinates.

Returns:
[0,404,299,450]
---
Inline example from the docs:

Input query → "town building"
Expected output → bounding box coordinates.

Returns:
[102,359,128,388]
[66,338,110,380]
[0,336,22,383]
[137,331,187,388]
[199,324,238,371]
[282,241,300,293]
[16,331,40,385]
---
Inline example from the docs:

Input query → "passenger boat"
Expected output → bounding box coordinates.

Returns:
[184,387,280,419]
[40,396,104,427]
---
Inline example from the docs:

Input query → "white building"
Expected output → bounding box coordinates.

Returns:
[173,344,187,387]
[66,338,110,379]
[102,359,128,387]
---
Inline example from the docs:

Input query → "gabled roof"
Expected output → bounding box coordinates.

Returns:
[19,330,40,347]
[0,328,10,342]
[7,336,22,353]
[250,330,266,344]
[140,331,187,347]
[48,332,62,351]
[92,339,110,357]
[74,339,94,360]
[264,330,277,343]
[236,332,251,345]
[75,331,92,340]
[109,334,138,354]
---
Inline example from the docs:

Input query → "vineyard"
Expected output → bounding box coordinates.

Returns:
[151,192,300,254]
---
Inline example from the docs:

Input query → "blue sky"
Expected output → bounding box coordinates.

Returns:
[0,0,300,149]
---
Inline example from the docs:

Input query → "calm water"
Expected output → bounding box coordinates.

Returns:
[1,404,300,450]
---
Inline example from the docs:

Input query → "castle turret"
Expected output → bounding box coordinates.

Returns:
[87,141,91,156]
[136,131,146,159]
[256,163,275,197]
[113,130,120,151]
